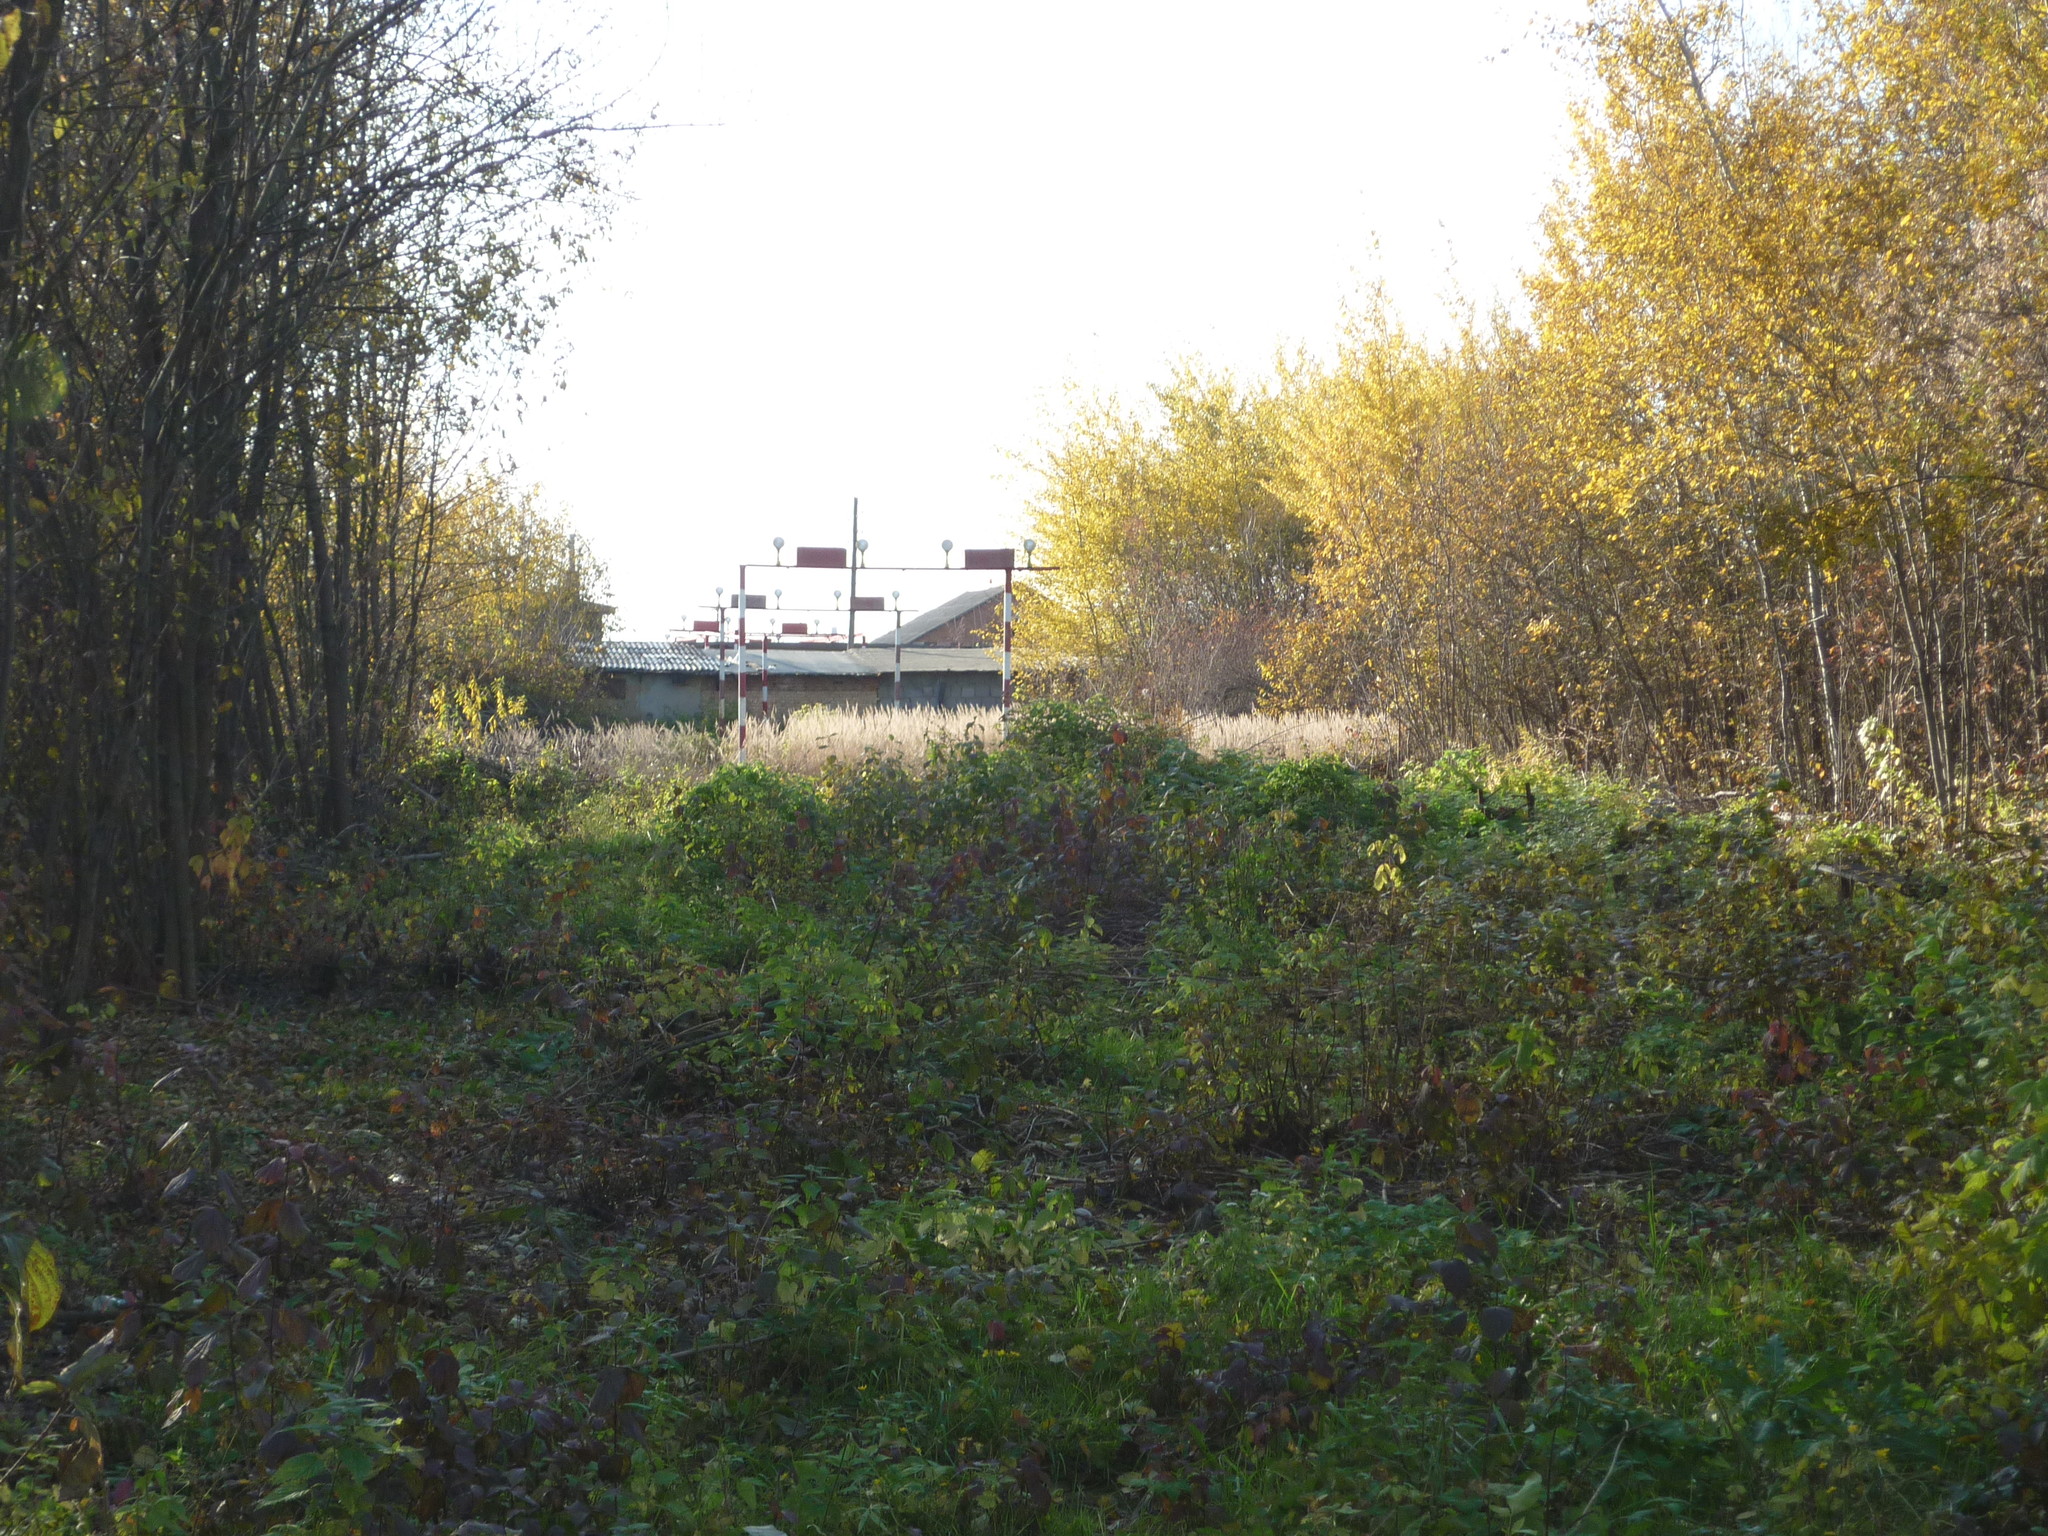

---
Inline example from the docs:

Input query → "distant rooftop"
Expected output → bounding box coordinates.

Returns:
[574,639,720,675]
[751,646,998,678]
[576,638,997,679]
[870,586,1003,648]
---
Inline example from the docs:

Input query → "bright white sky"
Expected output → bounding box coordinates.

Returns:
[504,2,1592,638]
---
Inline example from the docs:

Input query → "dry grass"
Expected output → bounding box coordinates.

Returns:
[735,706,1005,775]
[457,719,722,782]
[457,707,1403,786]
[1183,710,1404,767]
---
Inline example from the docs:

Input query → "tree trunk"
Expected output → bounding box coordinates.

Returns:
[298,394,353,837]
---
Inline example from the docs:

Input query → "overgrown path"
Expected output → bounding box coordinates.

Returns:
[5,708,2046,1535]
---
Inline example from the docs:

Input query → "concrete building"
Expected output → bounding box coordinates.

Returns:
[582,590,1007,721]
[583,640,723,721]
[735,645,1001,712]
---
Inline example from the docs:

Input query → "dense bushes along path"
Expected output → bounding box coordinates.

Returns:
[5,704,2048,1534]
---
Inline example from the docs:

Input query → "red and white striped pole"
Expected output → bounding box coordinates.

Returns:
[1001,564,1014,713]
[735,565,749,764]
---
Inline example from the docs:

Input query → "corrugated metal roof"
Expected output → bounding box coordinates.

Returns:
[576,640,720,675]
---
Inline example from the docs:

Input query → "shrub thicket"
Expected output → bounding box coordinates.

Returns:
[4,703,2048,1533]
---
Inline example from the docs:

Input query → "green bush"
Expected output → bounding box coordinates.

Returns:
[27,715,2048,1532]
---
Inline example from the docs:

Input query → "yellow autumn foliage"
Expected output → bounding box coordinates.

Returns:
[1015,369,1307,713]
[1025,0,2048,816]
[418,477,611,722]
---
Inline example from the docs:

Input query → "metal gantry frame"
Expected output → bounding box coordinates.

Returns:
[713,506,1049,763]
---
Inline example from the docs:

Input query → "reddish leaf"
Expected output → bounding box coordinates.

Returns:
[1430,1259,1475,1299]
[423,1348,460,1397]
[256,1426,310,1466]
[237,1358,273,1405]
[433,1232,464,1283]
[589,1364,634,1418]
[235,1255,270,1303]
[1457,1221,1499,1262]
[181,1333,217,1387]
[190,1206,232,1256]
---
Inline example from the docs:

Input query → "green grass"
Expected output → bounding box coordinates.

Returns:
[4,703,2046,1534]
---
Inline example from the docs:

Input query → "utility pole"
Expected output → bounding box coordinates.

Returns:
[714,588,727,721]
[892,590,903,709]
[848,497,859,647]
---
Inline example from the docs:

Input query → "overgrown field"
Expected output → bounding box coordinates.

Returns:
[454,708,1401,784]
[7,704,2048,1535]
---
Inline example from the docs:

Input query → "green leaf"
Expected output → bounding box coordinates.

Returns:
[21,1240,58,1332]
[2,333,66,425]
[58,1336,121,1392]
[269,1451,328,1489]
[1504,1475,1545,1516]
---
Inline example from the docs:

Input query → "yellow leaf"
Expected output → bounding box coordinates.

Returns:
[22,1240,59,1333]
